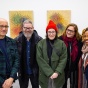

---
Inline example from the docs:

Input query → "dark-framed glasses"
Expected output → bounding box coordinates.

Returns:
[67,29,75,33]
[23,27,33,30]
[48,31,56,34]
[0,25,9,29]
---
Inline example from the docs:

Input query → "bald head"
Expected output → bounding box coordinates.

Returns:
[0,18,8,39]
[0,18,8,23]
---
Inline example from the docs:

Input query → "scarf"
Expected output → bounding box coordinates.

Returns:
[82,44,88,54]
[81,44,88,69]
[63,36,78,62]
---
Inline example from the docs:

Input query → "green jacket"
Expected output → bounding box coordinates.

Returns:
[36,39,67,88]
[0,36,19,85]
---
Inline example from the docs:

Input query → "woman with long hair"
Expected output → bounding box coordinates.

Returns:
[59,23,83,88]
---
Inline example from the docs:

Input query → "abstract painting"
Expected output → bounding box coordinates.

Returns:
[47,10,71,36]
[9,11,33,38]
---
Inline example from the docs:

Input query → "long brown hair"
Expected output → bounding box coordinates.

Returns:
[63,23,81,40]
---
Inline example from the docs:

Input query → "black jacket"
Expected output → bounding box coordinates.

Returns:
[15,30,42,77]
[59,36,83,71]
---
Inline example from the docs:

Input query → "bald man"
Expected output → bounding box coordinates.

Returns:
[0,18,19,88]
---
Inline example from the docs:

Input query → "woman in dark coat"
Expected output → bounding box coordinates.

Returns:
[59,23,83,88]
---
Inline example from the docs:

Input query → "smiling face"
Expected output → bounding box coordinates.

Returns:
[23,23,34,38]
[0,19,8,39]
[82,30,88,45]
[22,20,34,40]
[47,28,56,40]
[66,26,75,38]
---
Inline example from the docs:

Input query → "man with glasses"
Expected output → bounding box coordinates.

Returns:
[15,19,42,88]
[0,18,19,88]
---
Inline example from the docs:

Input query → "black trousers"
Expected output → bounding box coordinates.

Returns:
[62,71,78,88]
[19,74,39,88]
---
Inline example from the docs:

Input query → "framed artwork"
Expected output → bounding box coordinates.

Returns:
[9,11,33,38]
[47,10,71,36]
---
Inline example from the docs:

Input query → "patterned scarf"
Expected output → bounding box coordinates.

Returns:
[81,44,88,69]
[63,36,78,62]
[82,44,88,54]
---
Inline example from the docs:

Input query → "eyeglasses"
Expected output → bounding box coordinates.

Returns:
[67,29,75,33]
[48,31,56,34]
[23,27,33,30]
[0,25,9,29]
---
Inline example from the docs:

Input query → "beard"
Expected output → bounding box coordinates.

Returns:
[23,32,33,39]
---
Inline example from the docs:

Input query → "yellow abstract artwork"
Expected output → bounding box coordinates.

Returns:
[47,10,71,36]
[9,11,33,38]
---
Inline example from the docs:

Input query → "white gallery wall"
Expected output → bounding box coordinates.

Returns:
[0,0,88,38]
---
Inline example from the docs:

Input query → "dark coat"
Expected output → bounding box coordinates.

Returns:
[59,36,83,72]
[15,30,42,78]
[0,36,19,85]
[59,36,83,88]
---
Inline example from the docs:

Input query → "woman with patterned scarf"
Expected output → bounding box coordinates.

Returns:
[59,23,83,88]
[78,27,88,88]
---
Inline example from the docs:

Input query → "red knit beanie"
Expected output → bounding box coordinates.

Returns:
[46,20,57,32]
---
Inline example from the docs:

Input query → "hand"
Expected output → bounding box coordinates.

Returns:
[50,72,58,79]
[2,77,14,88]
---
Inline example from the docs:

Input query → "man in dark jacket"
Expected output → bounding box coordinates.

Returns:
[0,18,19,88]
[15,19,42,88]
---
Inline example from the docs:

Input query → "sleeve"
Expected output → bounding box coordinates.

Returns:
[0,76,4,85]
[10,40,19,80]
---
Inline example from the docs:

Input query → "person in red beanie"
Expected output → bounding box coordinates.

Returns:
[36,20,67,88]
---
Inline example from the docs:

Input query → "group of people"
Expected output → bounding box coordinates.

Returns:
[0,17,88,88]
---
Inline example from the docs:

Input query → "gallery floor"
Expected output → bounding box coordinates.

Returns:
[13,79,70,88]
